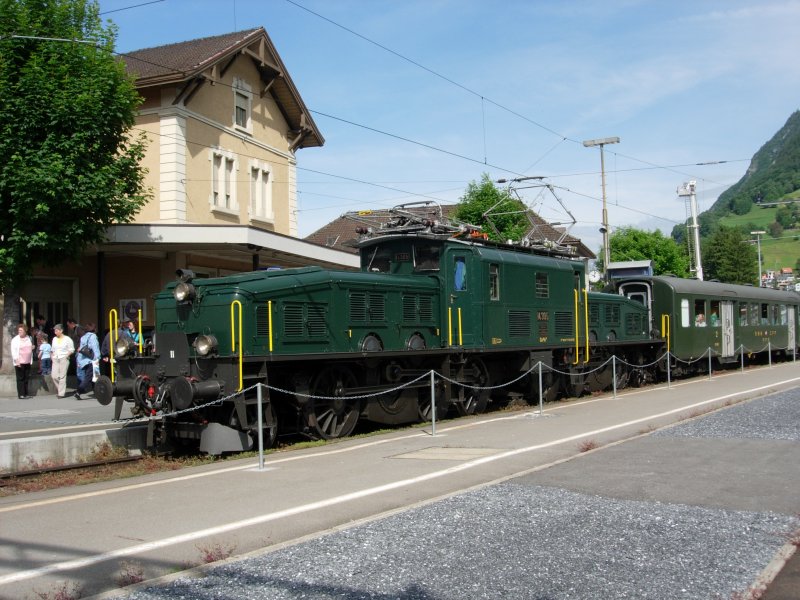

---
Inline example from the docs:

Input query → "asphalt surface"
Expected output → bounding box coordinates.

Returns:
[0,361,798,600]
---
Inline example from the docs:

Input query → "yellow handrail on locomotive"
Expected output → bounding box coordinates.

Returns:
[447,306,463,347]
[230,300,243,391]
[268,300,274,352]
[573,289,580,365]
[447,307,451,346]
[661,313,671,353]
[583,288,590,363]
[136,308,143,355]
[108,309,119,383]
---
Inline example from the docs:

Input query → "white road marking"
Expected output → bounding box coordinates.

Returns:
[2,373,799,587]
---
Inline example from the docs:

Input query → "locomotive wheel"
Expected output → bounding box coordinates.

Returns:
[417,389,448,422]
[229,402,278,449]
[452,358,490,416]
[306,367,360,439]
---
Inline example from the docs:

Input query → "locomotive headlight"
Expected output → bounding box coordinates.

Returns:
[114,336,137,358]
[174,281,196,303]
[193,334,217,356]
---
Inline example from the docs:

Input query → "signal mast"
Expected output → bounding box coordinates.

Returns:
[678,180,703,280]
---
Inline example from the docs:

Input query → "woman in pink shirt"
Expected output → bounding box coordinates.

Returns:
[11,323,34,399]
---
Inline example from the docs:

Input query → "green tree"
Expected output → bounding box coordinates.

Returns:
[0,0,148,370]
[605,227,690,277]
[767,221,784,238]
[454,174,528,243]
[703,227,758,284]
[775,205,793,228]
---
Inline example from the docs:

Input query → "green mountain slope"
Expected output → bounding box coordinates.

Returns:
[710,110,800,216]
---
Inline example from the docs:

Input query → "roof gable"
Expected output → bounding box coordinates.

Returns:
[122,28,323,149]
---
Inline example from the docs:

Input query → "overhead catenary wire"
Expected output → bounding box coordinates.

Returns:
[5,32,739,229]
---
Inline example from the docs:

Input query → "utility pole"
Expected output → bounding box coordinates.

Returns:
[751,230,766,286]
[583,137,620,278]
[678,181,703,280]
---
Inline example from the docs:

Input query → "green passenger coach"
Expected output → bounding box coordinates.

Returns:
[617,276,800,374]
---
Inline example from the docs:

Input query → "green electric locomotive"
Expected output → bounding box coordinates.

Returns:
[96,205,659,453]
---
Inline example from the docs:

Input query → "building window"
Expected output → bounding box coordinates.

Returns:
[249,161,274,222]
[233,78,252,133]
[210,149,237,211]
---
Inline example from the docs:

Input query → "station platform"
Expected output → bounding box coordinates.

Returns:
[0,382,144,472]
[0,362,798,599]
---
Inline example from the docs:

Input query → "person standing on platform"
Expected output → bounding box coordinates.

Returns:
[75,323,100,400]
[51,324,75,398]
[11,324,34,399]
[65,318,84,376]
[38,333,52,375]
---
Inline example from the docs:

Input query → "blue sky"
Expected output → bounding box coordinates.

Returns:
[98,0,800,253]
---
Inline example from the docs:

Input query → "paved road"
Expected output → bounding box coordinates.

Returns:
[0,362,798,599]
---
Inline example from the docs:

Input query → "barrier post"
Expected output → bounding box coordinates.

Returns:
[708,348,712,380]
[257,384,265,471]
[430,370,436,436]
[666,351,671,389]
[538,361,543,416]
[740,345,744,373]
[768,340,772,367]
[612,355,617,399]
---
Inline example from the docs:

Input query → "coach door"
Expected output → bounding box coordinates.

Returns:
[788,306,796,352]
[721,301,735,357]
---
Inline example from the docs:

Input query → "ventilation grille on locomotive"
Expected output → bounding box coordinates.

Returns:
[625,313,643,335]
[554,311,573,336]
[604,305,621,326]
[255,304,270,337]
[402,295,434,322]
[284,303,328,338]
[508,310,531,338]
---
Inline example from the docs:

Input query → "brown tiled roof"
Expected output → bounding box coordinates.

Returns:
[122,28,324,149]
[305,205,595,259]
[122,29,262,81]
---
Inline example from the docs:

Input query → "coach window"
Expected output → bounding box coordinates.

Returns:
[772,304,780,325]
[709,300,721,327]
[780,305,787,325]
[760,303,770,325]
[454,256,467,291]
[681,299,690,327]
[749,303,759,325]
[694,299,707,327]
[739,303,748,326]
[489,264,500,300]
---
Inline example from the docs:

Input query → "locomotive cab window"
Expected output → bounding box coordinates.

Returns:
[454,256,467,291]
[413,244,441,271]
[489,264,500,301]
[363,246,392,273]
